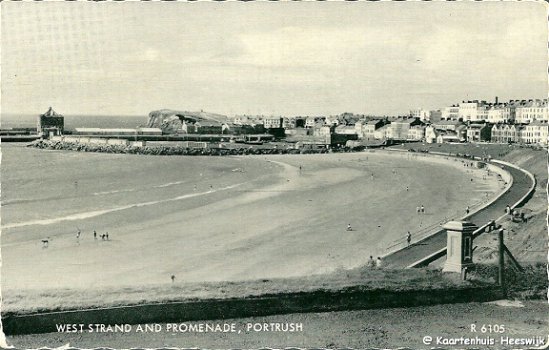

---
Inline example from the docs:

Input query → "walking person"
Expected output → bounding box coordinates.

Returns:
[406,231,412,246]
[420,205,425,214]
[466,206,470,215]
[93,230,97,240]
[106,232,109,240]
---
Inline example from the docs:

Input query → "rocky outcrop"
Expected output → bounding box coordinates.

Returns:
[147,109,229,133]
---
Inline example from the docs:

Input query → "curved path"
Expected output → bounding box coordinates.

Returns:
[382,162,534,268]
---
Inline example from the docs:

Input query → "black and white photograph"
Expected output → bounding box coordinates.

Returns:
[0,1,547,348]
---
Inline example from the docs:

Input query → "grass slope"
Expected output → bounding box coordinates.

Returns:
[2,267,480,315]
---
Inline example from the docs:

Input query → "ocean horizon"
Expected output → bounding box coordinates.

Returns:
[1,113,148,130]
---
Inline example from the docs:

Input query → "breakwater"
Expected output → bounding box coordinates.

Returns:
[29,138,328,156]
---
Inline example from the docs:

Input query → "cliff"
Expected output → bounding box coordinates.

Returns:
[147,109,229,133]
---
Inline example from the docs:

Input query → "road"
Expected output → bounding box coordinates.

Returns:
[383,163,533,268]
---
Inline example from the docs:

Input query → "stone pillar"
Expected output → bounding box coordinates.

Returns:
[442,221,478,273]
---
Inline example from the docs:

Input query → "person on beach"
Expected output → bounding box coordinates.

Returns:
[41,237,50,248]
[420,205,425,214]
[406,186,409,192]
[406,231,412,246]
[347,224,353,231]
[376,257,383,268]
[106,232,109,240]
[101,234,105,241]
[171,275,175,283]
[93,230,97,240]
[367,256,376,268]
[466,206,470,215]
[76,230,81,240]
[416,206,420,214]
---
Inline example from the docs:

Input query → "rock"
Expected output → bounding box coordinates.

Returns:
[147,109,229,134]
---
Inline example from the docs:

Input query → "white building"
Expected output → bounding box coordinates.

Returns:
[410,108,430,121]
[442,106,460,120]
[521,121,548,145]
[515,99,548,124]
[487,106,506,124]
[407,125,426,140]
[263,116,282,129]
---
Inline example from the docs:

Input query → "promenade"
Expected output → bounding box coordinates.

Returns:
[383,163,533,268]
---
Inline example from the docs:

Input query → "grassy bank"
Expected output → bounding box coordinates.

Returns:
[467,262,548,299]
[2,267,487,315]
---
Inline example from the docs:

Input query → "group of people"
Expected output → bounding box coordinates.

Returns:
[91,230,110,241]
[43,229,111,248]
[416,205,425,214]
[367,255,383,268]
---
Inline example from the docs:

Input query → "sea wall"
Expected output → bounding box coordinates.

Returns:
[2,285,502,336]
[28,139,324,156]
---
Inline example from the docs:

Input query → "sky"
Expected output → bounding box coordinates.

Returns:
[1,1,547,117]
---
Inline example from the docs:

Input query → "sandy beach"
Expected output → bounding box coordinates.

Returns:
[1,145,500,291]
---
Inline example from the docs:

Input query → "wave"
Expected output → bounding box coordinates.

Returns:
[3,181,197,206]
[153,180,187,188]
[2,182,245,230]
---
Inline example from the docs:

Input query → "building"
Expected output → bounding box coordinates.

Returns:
[373,124,391,140]
[410,108,430,121]
[263,116,283,129]
[491,124,522,144]
[501,101,518,123]
[425,125,438,144]
[37,107,64,137]
[487,105,506,124]
[459,101,488,122]
[515,99,548,124]
[362,119,386,140]
[436,133,463,143]
[407,125,426,141]
[388,118,421,140]
[477,105,489,122]
[305,116,326,128]
[521,121,548,145]
[441,105,460,120]
[432,120,465,132]
[431,120,466,142]
[282,117,296,129]
[466,124,492,142]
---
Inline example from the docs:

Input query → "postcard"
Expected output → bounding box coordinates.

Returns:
[1,1,547,349]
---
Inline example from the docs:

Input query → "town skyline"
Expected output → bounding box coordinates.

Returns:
[1,2,547,117]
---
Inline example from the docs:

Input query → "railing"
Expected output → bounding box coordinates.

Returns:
[407,220,497,268]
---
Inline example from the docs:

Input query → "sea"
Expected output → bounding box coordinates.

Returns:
[0,113,148,130]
